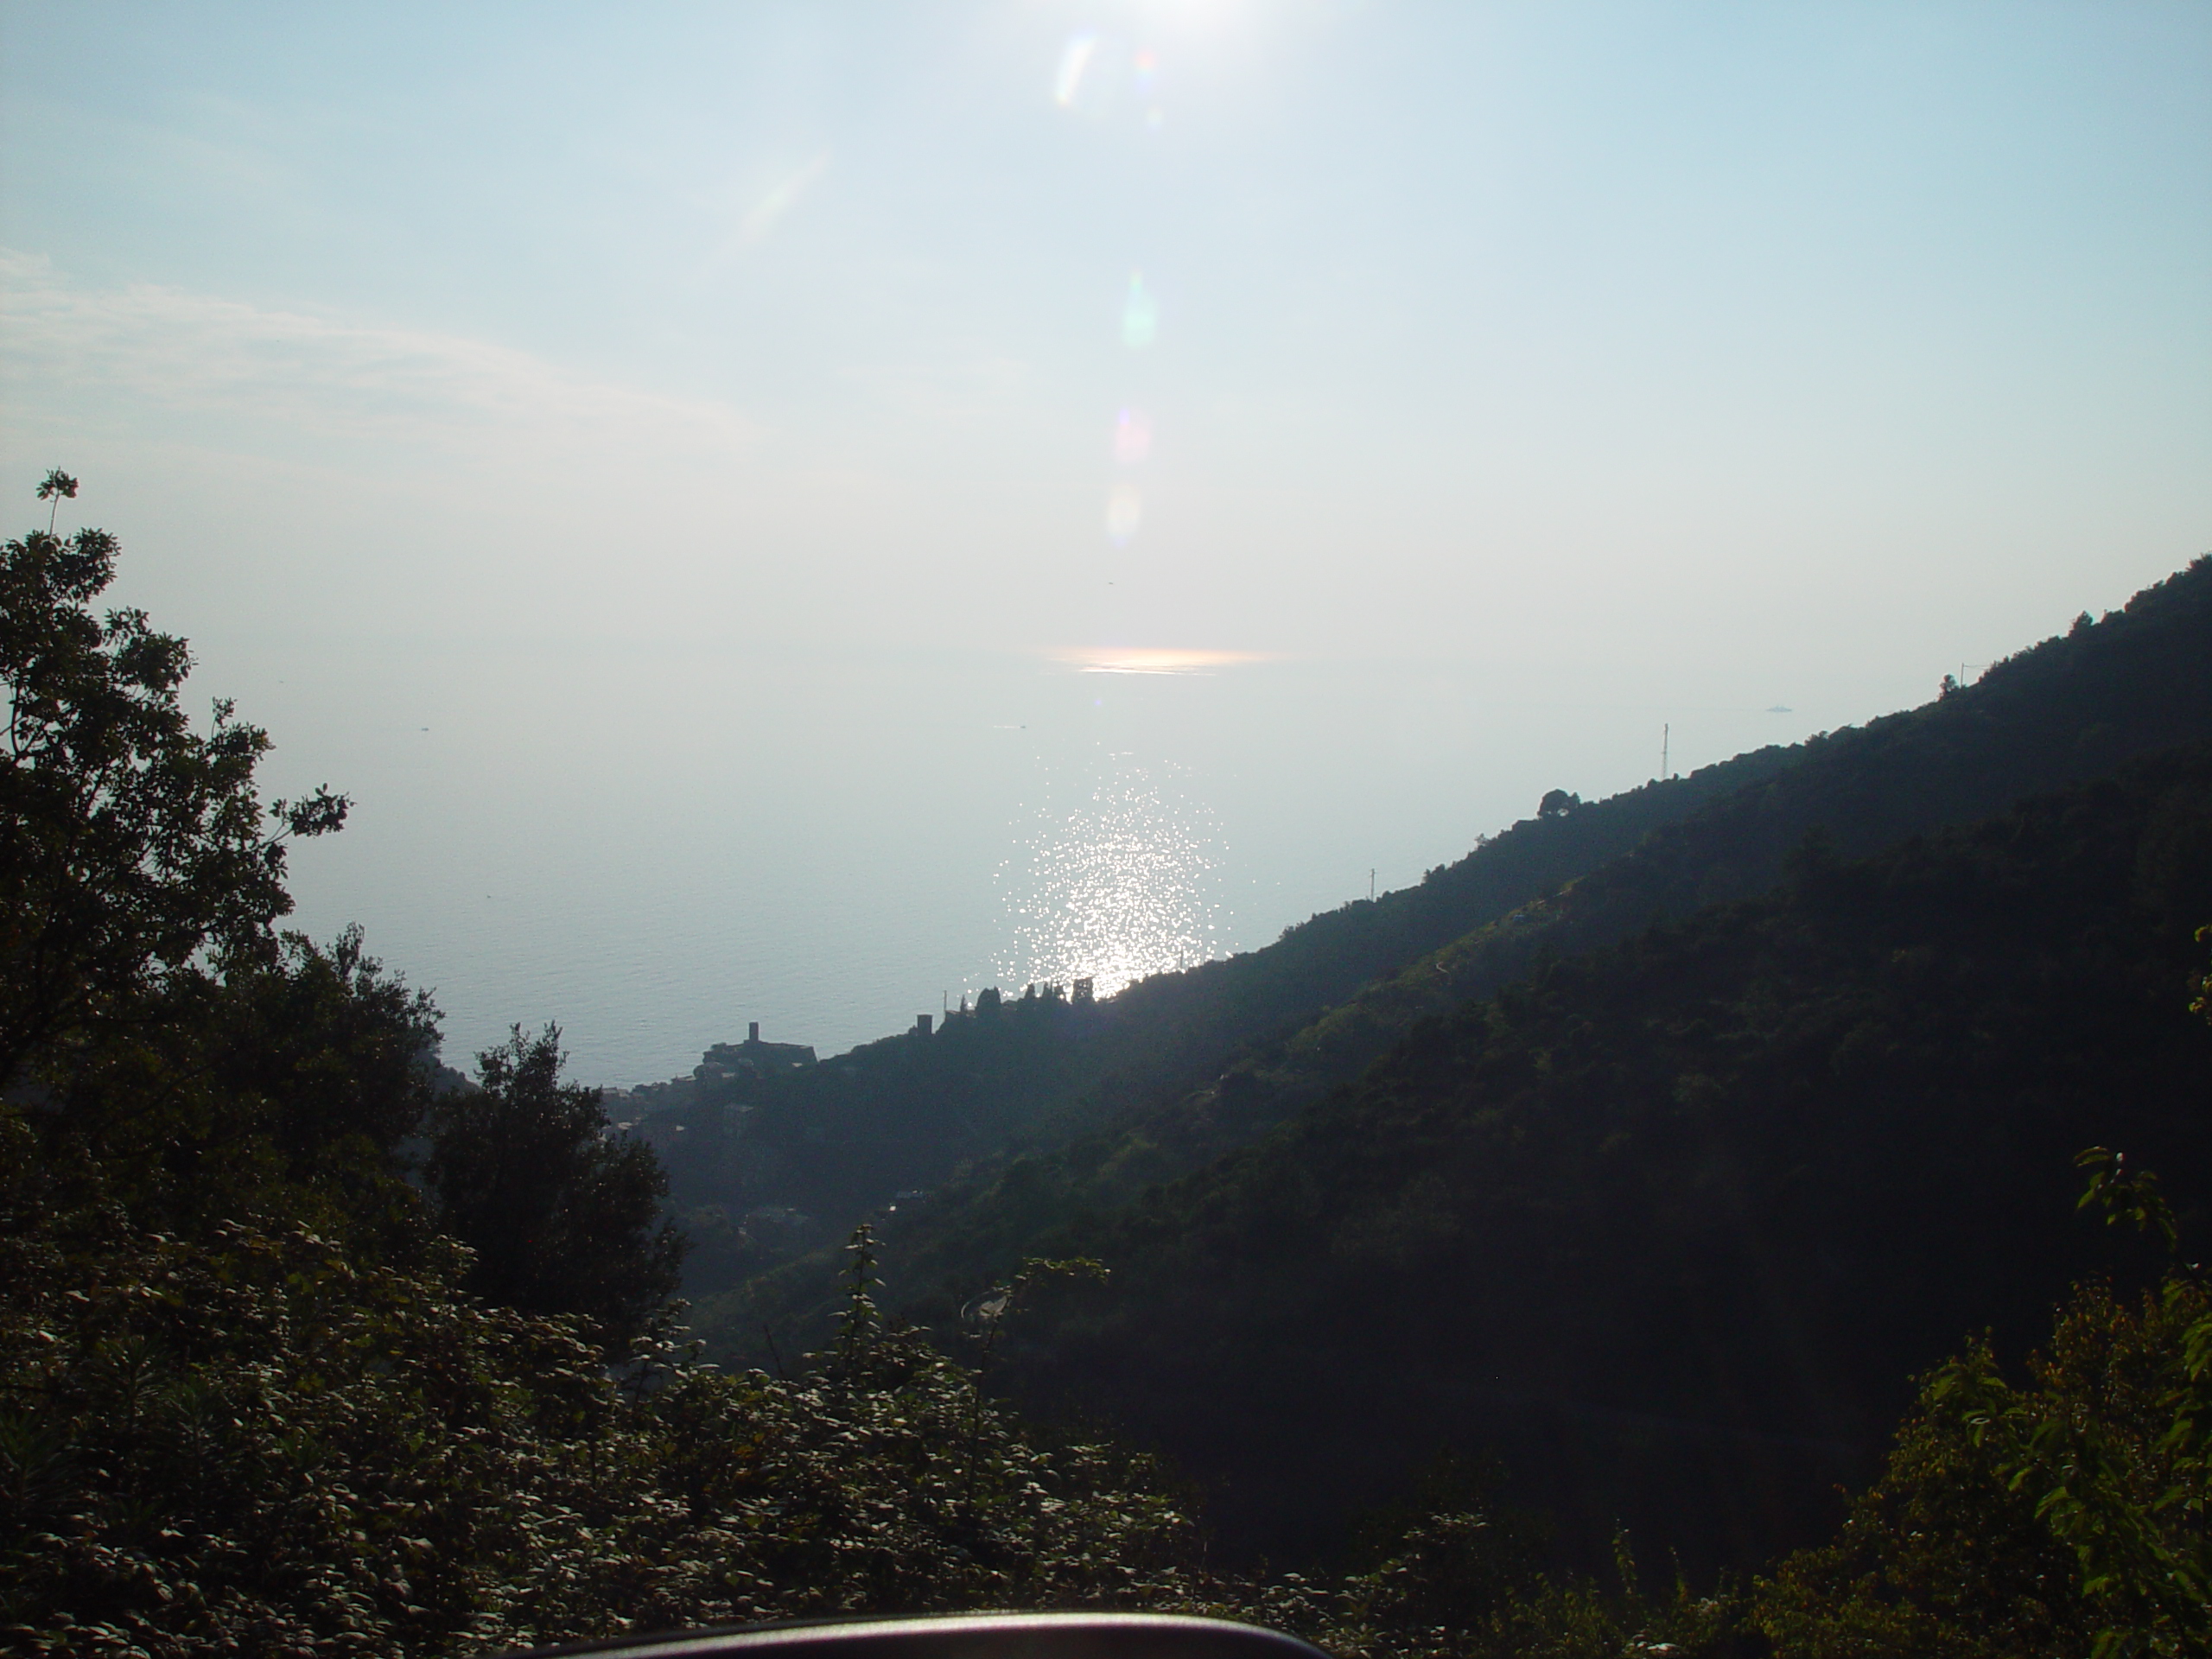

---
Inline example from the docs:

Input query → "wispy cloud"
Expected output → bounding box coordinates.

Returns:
[738,153,831,245]
[0,250,753,458]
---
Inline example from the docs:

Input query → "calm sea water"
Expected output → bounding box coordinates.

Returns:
[274,639,1868,1090]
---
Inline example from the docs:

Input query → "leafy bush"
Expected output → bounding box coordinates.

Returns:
[424,1025,685,1356]
[0,1196,1212,1655]
[1757,1147,2211,1658]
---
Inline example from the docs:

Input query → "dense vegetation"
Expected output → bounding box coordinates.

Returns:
[700,558,2212,1363]
[960,749,2212,1574]
[6,490,2208,1656]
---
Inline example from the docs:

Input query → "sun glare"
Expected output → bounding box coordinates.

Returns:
[1050,646,1271,676]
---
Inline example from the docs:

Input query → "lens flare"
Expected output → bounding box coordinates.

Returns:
[1106,484,1143,542]
[1054,35,1098,107]
[1134,48,1164,126]
[1049,646,1271,675]
[1114,409,1153,464]
[739,154,831,244]
[997,758,1220,999]
[1122,272,1158,348]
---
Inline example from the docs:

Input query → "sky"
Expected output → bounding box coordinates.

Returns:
[3,1,2208,1083]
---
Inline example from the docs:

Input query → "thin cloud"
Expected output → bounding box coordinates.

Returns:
[0,250,753,457]
[738,153,832,245]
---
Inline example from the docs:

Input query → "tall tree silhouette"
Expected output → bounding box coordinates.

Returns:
[0,479,345,1087]
[425,1023,685,1351]
[36,469,76,535]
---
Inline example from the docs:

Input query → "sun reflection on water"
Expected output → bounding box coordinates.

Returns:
[996,758,1219,999]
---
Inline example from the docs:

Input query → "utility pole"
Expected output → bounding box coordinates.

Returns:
[1370,868,1376,902]
[1662,723,1669,782]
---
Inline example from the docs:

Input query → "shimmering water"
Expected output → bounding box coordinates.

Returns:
[264,634,1857,1090]
[996,756,1221,998]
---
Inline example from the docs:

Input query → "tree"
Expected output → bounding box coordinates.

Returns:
[0,490,346,1088]
[36,468,76,535]
[1758,1276,2209,1658]
[423,1023,685,1351]
[188,924,446,1250]
[1761,1098,2212,1656]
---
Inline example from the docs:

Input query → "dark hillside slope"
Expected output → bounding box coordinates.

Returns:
[857,559,2212,1320]
[679,744,1804,1266]
[990,747,2212,1578]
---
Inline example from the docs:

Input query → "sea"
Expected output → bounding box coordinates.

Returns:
[274,638,1866,1090]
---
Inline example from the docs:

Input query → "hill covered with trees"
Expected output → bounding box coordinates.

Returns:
[645,749,1816,1288]
[959,747,2212,1574]
[696,558,2212,1359]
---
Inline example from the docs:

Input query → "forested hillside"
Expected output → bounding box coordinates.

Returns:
[660,748,1803,1280]
[970,747,2212,1573]
[699,559,2212,1356]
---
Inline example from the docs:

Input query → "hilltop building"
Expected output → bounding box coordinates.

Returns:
[700,1022,817,1081]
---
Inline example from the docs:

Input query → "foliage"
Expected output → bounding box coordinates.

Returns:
[1759,954,2212,1659]
[1946,1281,2206,1656]
[0,520,345,1089]
[35,472,75,536]
[424,1025,686,1355]
[1324,1531,1756,1659]
[0,1166,1780,1659]
[0,478,681,1290]
[1939,1140,2206,1657]
[2076,1147,2181,1255]
[1757,1269,2209,1656]
[1754,1334,2099,1656]
[6,1164,2196,1659]
[0,1194,1212,1655]
[0,493,448,1270]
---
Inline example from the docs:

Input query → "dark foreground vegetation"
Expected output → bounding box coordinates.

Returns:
[3,488,2208,1656]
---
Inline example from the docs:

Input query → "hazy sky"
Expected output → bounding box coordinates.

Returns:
[3,3,2208,1079]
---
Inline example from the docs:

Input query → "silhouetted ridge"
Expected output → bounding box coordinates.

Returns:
[689,556,2212,1358]
[987,744,2212,1575]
